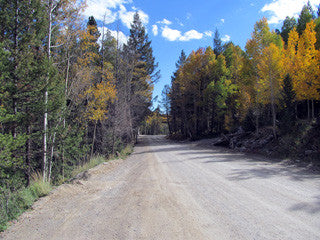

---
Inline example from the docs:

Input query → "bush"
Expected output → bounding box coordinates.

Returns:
[0,176,52,231]
[118,144,133,158]
[71,155,106,178]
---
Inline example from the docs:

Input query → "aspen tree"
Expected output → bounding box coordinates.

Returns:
[295,21,320,119]
[257,43,284,138]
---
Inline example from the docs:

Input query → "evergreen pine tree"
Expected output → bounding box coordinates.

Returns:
[175,50,187,69]
[297,3,314,35]
[280,74,296,134]
[281,17,297,45]
[170,50,187,134]
[122,12,159,136]
[213,29,223,56]
[0,0,48,187]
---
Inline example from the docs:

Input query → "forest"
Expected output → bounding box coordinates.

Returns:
[0,0,158,229]
[1,0,320,232]
[165,2,320,158]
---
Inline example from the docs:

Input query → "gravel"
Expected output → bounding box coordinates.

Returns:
[2,135,320,240]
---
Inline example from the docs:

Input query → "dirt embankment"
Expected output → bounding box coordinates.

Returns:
[210,124,320,168]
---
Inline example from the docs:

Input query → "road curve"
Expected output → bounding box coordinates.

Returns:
[2,135,320,240]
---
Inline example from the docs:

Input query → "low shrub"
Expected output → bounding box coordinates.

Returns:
[71,155,106,178]
[0,176,51,231]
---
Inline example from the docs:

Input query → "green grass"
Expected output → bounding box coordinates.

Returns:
[71,145,133,178]
[115,144,134,159]
[0,174,52,231]
[71,155,106,177]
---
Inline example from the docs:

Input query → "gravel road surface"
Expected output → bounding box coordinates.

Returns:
[2,135,320,240]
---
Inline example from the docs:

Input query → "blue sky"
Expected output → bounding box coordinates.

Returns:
[84,0,320,109]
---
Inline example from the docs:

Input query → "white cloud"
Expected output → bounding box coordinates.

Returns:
[152,25,158,36]
[157,18,172,25]
[161,26,182,41]
[118,4,149,28]
[84,0,130,21]
[221,34,231,42]
[84,0,149,29]
[161,26,205,41]
[180,30,203,41]
[221,18,225,23]
[110,29,128,46]
[98,27,128,46]
[261,0,320,24]
[204,31,213,37]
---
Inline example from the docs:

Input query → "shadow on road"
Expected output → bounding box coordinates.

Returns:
[137,135,320,217]
[137,135,320,182]
[289,195,320,214]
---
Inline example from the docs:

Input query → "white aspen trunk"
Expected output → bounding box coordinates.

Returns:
[43,0,55,181]
[43,91,48,181]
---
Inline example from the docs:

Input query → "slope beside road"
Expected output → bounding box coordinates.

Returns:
[2,135,320,240]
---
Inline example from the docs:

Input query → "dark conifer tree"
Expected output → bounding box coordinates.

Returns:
[170,50,186,134]
[87,16,101,40]
[297,2,314,35]
[280,74,296,133]
[281,17,297,45]
[213,29,223,56]
[0,0,48,187]
[124,12,159,81]
[122,12,159,139]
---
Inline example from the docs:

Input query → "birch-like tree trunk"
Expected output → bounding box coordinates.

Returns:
[43,0,54,181]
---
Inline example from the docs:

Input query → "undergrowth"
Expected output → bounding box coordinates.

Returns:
[0,144,134,232]
[70,145,133,178]
[276,120,320,162]
[0,172,51,231]
[71,155,106,178]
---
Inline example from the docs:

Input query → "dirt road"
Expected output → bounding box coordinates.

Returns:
[2,135,320,240]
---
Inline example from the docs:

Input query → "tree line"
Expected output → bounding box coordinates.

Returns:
[166,2,320,140]
[0,0,157,211]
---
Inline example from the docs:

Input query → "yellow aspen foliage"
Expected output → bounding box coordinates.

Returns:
[85,81,117,122]
[294,21,320,101]
[257,43,284,105]
[78,23,101,68]
[283,28,299,77]
[257,43,284,137]
[246,18,274,62]
[177,49,205,94]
